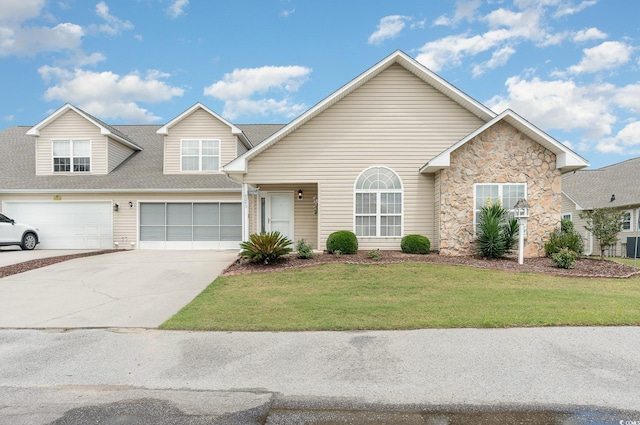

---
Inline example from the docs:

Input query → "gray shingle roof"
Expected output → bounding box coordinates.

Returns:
[563,157,640,209]
[237,124,286,146]
[0,124,264,192]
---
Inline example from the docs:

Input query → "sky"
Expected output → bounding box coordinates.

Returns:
[1,0,639,169]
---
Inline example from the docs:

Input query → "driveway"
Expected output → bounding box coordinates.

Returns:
[0,249,238,328]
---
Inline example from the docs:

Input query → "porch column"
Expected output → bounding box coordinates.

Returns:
[242,183,250,242]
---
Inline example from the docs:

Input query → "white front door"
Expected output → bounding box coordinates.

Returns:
[267,193,294,242]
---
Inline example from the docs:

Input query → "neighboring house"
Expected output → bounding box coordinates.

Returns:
[0,103,282,250]
[562,157,640,258]
[0,51,589,255]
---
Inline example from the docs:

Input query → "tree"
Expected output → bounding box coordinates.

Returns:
[579,207,625,260]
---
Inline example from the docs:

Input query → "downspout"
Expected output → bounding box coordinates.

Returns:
[242,183,249,242]
[584,230,593,256]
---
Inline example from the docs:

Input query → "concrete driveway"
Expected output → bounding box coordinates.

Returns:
[0,249,238,328]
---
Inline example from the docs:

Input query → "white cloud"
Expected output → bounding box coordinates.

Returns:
[204,65,311,120]
[0,0,45,23]
[39,66,184,122]
[472,45,516,77]
[487,76,617,139]
[95,1,133,35]
[368,15,411,45]
[0,22,84,56]
[567,41,632,74]
[167,0,189,19]
[280,9,295,18]
[553,0,597,17]
[596,121,640,153]
[612,83,640,114]
[572,27,607,42]
[434,0,481,26]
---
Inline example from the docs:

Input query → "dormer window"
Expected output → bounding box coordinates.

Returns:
[181,139,220,172]
[53,140,91,173]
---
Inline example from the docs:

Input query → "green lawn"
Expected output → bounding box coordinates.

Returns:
[160,262,640,331]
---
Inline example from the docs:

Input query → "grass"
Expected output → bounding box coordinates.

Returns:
[160,263,640,331]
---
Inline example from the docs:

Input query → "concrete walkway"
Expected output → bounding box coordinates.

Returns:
[0,327,639,423]
[0,250,238,328]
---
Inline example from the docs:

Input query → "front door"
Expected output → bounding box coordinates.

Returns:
[267,193,294,242]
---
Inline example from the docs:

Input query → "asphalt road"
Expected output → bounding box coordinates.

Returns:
[1,327,639,424]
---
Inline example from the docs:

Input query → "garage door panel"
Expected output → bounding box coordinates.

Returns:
[3,202,112,249]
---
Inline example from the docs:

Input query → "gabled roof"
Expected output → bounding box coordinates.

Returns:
[419,109,590,173]
[224,50,497,173]
[26,103,142,151]
[563,157,640,210]
[157,102,252,149]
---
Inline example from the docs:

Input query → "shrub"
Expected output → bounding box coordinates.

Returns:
[296,239,314,259]
[367,249,382,261]
[401,234,431,254]
[240,231,292,264]
[476,202,519,259]
[326,230,358,254]
[544,218,584,257]
[551,248,577,269]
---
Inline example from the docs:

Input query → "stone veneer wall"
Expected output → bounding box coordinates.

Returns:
[439,121,562,257]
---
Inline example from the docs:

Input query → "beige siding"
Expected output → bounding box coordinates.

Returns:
[108,138,135,172]
[1,192,241,249]
[237,139,248,157]
[258,184,318,248]
[36,109,108,175]
[244,64,485,250]
[164,108,239,174]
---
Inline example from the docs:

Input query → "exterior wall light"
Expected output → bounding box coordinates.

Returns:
[114,203,119,212]
[298,190,303,200]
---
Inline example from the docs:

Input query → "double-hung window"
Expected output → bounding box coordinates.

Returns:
[53,140,90,173]
[622,210,632,231]
[474,183,526,229]
[181,139,220,172]
[355,167,403,237]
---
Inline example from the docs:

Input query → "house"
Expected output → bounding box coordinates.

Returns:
[562,157,640,257]
[0,51,589,255]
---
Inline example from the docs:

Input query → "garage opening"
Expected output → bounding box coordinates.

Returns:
[2,201,112,249]
[139,202,242,249]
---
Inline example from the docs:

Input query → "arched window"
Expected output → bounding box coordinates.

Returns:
[354,167,403,237]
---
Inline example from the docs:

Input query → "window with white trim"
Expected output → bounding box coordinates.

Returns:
[474,183,526,228]
[561,212,572,221]
[53,140,90,172]
[181,139,220,172]
[355,167,402,237]
[621,210,632,232]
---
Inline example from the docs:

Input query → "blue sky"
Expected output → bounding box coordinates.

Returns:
[1,0,639,169]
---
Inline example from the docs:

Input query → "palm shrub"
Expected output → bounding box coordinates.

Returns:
[401,234,431,254]
[476,202,519,259]
[326,230,358,254]
[240,231,292,264]
[544,218,584,257]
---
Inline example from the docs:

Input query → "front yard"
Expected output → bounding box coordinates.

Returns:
[161,257,640,331]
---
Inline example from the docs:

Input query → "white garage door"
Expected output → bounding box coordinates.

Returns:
[3,202,113,249]
[139,202,242,250]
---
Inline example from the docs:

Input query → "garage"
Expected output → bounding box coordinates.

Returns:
[139,202,242,249]
[2,201,113,249]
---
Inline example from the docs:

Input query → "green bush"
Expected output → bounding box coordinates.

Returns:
[476,202,519,259]
[400,234,431,254]
[240,231,292,264]
[326,230,358,254]
[544,218,585,257]
[551,248,577,269]
[296,239,314,259]
[367,249,382,261]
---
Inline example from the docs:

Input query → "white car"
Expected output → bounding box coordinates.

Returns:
[0,213,40,250]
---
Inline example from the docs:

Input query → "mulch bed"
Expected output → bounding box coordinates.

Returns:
[222,251,640,279]
[0,250,120,278]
